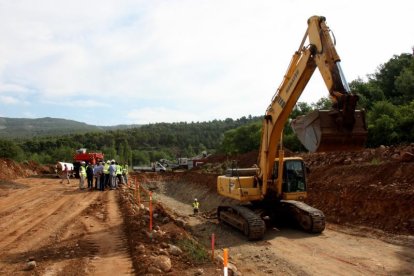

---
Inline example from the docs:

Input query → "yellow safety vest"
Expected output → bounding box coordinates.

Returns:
[103,163,110,174]
[193,202,199,209]
[80,166,86,177]
[116,165,122,175]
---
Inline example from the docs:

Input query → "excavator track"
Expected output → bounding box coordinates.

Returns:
[218,205,266,240]
[281,200,325,233]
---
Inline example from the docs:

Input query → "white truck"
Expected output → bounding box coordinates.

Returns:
[55,162,75,178]
[133,162,166,173]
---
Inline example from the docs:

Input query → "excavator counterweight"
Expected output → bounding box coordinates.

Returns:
[292,109,367,152]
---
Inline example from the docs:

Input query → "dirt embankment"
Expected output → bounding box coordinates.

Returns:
[156,144,414,236]
[0,158,49,180]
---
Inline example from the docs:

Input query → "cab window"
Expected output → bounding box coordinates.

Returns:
[283,160,306,192]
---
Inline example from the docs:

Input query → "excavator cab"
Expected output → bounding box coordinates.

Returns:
[273,157,308,201]
[282,160,306,193]
[291,109,367,152]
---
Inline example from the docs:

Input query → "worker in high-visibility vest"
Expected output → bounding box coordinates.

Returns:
[79,161,87,190]
[103,160,110,190]
[122,163,129,185]
[116,162,123,187]
[192,198,200,215]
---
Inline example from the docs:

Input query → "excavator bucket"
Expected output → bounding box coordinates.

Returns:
[291,110,367,152]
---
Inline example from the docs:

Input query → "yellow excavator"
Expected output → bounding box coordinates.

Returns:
[217,16,367,240]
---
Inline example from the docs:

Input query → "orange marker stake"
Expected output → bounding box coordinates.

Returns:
[211,233,215,261]
[134,177,138,203]
[149,191,153,231]
[223,248,228,276]
[137,180,141,205]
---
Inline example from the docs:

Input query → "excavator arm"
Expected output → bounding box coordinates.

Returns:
[215,16,364,238]
[258,16,367,196]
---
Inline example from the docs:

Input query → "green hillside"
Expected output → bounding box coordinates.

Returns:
[0,117,141,139]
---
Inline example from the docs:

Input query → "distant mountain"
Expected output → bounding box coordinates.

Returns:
[0,117,140,139]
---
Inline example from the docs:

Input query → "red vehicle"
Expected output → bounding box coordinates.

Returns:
[73,148,104,177]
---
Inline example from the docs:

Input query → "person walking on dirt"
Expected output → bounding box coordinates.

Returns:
[60,164,70,184]
[86,163,94,190]
[79,162,87,189]
[192,198,200,215]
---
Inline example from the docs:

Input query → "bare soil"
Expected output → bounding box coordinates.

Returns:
[0,144,414,275]
[0,177,134,275]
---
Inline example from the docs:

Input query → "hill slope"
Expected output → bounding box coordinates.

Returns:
[0,117,143,139]
[0,117,103,138]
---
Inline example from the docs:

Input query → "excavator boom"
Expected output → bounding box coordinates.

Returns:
[259,15,367,189]
[289,16,367,152]
[216,16,367,240]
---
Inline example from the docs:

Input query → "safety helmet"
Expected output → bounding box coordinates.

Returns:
[106,160,110,164]
[194,198,197,201]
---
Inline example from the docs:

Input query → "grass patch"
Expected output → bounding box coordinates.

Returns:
[176,238,209,264]
[370,158,381,165]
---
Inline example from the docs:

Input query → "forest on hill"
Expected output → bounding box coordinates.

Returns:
[0,117,141,139]
[0,116,259,165]
[0,52,413,165]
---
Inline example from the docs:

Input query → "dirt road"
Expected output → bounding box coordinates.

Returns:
[0,177,134,275]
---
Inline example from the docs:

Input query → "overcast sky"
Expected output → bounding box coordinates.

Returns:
[0,0,413,126]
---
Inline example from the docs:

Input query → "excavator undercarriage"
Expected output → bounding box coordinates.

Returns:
[217,205,265,240]
[217,200,325,240]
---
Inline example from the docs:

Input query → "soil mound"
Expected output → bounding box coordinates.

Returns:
[0,159,49,181]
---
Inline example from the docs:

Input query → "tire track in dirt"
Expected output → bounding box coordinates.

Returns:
[0,177,134,275]
[83,191,134,275]
[0,189,65,237]
[0,187,99,254]
[0,179,55,216]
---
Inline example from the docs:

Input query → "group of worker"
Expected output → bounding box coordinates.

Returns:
[60,161,201,215]
[77,160,129,191]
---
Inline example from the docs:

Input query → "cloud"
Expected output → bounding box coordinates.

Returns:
[127,106,203,124]
[0,95,19,104]
[0,83,31,94]
[41,98,109,108]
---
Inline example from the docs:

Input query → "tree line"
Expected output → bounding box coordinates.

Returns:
[0,117,257,165]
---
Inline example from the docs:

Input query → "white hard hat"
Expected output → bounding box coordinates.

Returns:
[194,198,197,201]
